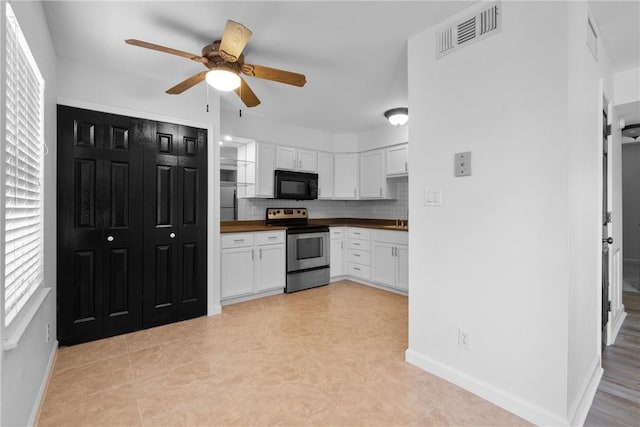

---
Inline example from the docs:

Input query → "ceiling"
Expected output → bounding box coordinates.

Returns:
[42,1,639,134]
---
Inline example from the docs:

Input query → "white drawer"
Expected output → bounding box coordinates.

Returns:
[348,238,370,251]
[347,249,370,266]
[347,228,371,240]
[330,227,344,239]
[221,233,255,249]
[255,231,285,245]
[346,262,370,280]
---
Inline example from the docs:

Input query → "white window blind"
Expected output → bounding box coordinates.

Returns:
[4,3,45,326]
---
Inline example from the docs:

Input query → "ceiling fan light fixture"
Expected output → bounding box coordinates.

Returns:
[384,107,409,126]
[206,68,241,91]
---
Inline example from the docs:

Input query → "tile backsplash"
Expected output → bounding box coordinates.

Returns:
[237,177,408,220]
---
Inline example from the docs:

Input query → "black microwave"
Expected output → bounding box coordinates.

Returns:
[274,170,318,200]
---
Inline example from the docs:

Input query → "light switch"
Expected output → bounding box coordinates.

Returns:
[424,189,442,207]
[455,152,471,177]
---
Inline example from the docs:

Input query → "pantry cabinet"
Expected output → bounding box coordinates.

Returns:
[221,231,285,302]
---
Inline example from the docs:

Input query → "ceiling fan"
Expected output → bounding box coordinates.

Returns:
[125,20,307,108]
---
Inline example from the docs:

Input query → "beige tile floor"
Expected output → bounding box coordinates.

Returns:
[37,280,529,427]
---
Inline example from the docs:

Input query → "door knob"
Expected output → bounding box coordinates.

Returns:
[602,237,613,244]
[106,235,114,242]
[169,232,176,239]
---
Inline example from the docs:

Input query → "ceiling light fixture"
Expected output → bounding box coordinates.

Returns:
[206,66,241,92]
[384,107,409,126]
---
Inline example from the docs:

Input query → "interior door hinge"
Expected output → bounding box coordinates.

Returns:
[606,211,612,224]
[607,300,611,312]
[606,124,612,136]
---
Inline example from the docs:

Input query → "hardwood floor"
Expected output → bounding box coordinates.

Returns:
[584,292,640,427]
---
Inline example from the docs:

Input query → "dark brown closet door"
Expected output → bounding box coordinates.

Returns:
[57,106,143,345]
[142,121,207,328]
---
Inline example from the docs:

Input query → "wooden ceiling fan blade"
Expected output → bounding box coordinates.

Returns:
[219,20,252,63]
[125,39,208,64]
[241,64,306,87]
[235,77,261,107]
[166,71,208,94]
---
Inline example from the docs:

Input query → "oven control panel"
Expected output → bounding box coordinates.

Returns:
[266,208,308,220]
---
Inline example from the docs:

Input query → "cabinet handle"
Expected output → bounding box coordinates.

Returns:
[268,236,278,240]
[392,247,395,256]
[259,248,262,258]
[353,267,361,271]
[405,162,408,172]
[379,187,382,196]
[234,239,245,243]
[353,242,360,246]
[353,188,356,197]
[252,248,254,260]
[298,160,302,168]
[319,188,321,196]
[107,235,114,242]
[354,253,360,257]
[341,241,344,249]
[169,232,176,239]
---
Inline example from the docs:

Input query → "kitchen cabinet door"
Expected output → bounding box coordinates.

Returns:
[255,244,286,292]
[334,154,359,199]
[318,152,334,199]
[396,245,409,291]
[360,150,385,199]
[297,149,318,172]
[387,144,408,176]
[221,247,255,298]
[256,143,275,197]
[330,237,344,278]
[275,146,298,170]
[371,241,396,287]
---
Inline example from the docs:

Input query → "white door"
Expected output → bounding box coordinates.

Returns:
[256,143,275,197]
[387,144,408,176]
[371,241,396,287]
[221,247,255,298]
[256,244,285,291]
[297,149,318,173]
[276,146,297,170]
[318,152,334,199]
[334,154,358,199]
[360,150,384,198]
[330,238,344,278]
[396,245,409,291]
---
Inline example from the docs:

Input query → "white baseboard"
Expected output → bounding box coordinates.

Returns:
[568,357,603,427]
[28,340,58,427]
[608,306,627,346]
[221,288,284,306]
[208,304,222,316]
[405,348,569,426]
[335,276,408,296]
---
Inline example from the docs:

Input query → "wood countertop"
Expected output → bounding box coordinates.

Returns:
[220,218,408,233]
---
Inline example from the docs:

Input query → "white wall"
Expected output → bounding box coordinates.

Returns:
[406,2,611,425]
[358,122,408,152]
[614,67,640,105]
[221,108,333,151]
[2,2,58,425]
[566,2,616,421]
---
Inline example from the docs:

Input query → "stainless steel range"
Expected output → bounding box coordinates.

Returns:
[265,208,330,293]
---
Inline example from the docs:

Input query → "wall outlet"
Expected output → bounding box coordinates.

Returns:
[454,152,471,177]
[46,323,50,343]
[458,328,470,349]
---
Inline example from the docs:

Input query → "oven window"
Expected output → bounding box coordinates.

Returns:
[296,237,323,260]
[281,180,306,196]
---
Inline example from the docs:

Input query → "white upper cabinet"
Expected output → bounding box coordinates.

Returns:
[334,153,359,199]
[255,143,275,197]
[386,144,408,177]
[275,146,318,173]
[317,152,334,199]
[359,149,391,199]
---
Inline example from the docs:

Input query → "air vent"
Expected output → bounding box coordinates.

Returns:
[436,1,502,58]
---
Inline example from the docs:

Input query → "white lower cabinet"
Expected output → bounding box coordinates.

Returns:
[330,227,344,278]
[221,231,285,302]
[371,230,408,292]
